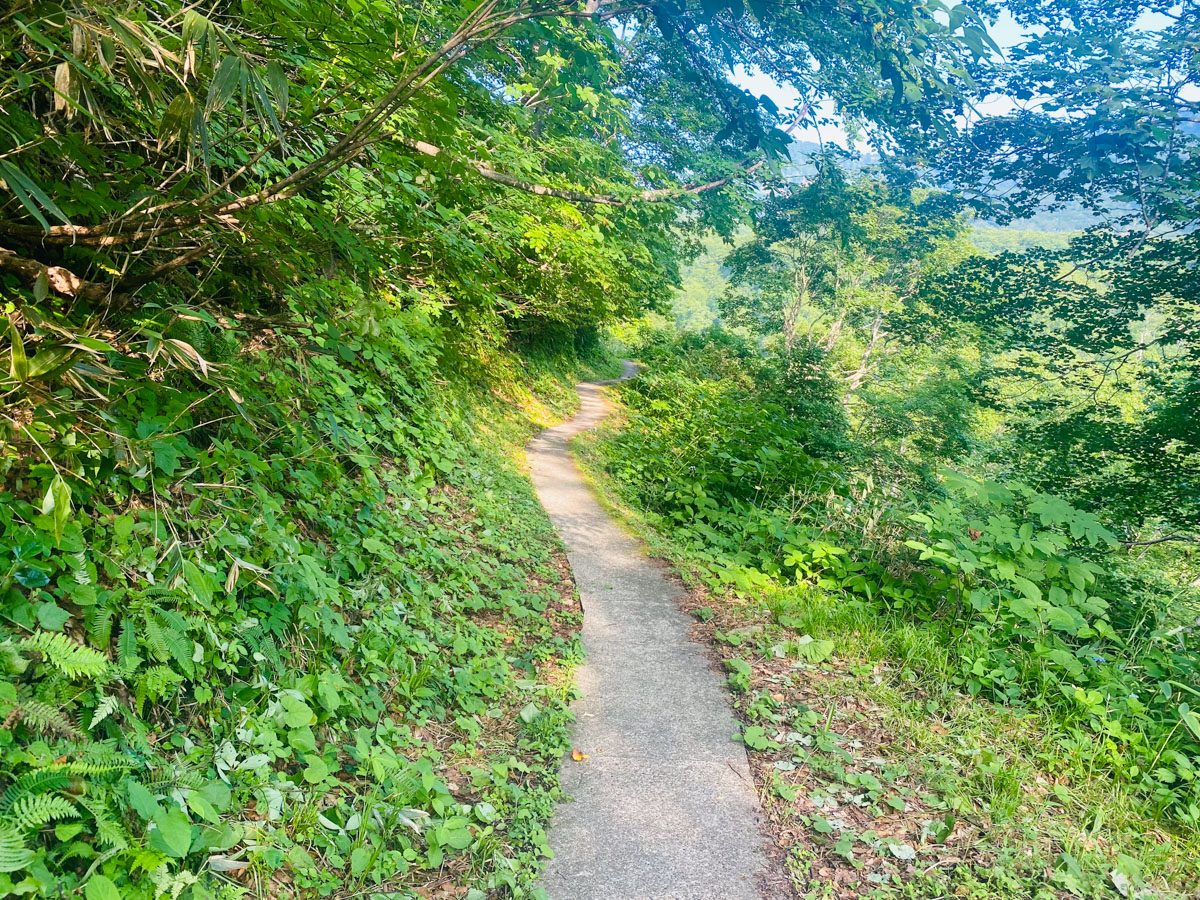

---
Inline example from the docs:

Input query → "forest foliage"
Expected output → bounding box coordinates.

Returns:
[2,0,1199,897]
[598,330,1199,820]
[585,14,1200,881]
[587,333,1200,892]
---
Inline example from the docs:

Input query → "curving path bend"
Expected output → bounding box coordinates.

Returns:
[529,361,766,900]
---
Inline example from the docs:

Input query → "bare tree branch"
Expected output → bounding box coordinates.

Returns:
[0,247,115,304]
[1123,533,1199,547]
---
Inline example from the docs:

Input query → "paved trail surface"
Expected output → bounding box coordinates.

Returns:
[529,361,766,900]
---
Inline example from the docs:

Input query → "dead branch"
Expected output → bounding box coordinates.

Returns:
[0,246,116,304]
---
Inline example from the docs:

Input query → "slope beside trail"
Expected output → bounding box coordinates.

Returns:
[529,360,767,900]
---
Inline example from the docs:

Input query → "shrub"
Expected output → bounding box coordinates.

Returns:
[596,331,1200,825]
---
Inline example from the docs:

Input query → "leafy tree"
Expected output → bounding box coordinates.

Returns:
[721,157,966,383]
[905,0,1200,536]
[0,0,991,317]
[939,0,1200,231]
[914,230,1200,532]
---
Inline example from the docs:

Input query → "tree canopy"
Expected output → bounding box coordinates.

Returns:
[0,0,993,315]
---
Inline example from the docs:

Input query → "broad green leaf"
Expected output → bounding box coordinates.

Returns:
[159,93,195,145]
[288,725,317,753]
[350,846,372,877]
[1045,606,1081,634]
[150,808,193,858]
[280,694,313,727]
[1045,649,1084,678]
[84,875,122,900]
[1012,575,1041,603]
[35,602,70,631]
[127,781,163,821]
[186,791,219,823]
[303,756,330,784]
[197,780,232,813]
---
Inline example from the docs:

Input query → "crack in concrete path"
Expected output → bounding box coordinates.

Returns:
[529,361,767,900]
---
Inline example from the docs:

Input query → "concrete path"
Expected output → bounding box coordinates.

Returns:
[529,361,766,900]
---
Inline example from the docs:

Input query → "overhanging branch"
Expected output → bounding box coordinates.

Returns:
[0,247,115,304]
[0,0,652,249]
[0,245,208,306]
[1123,533,1199,547]
[404,139,763,205]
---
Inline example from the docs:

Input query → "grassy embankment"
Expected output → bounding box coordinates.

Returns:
[574,341,1200,900]
[0,307,620,898]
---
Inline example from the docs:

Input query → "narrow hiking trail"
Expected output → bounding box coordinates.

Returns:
[528,362,768,900]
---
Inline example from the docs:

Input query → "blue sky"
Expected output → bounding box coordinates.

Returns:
[734,6,1181,150]
[730,8,1030,149]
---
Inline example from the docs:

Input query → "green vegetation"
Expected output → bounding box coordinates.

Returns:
[966,226,1077,255]
[4,0,963,892]
[582,332,1199,896]
[582,32,1200,882]
[3,0,1200,896]
[672,229,750,331]
[0,304,619,896]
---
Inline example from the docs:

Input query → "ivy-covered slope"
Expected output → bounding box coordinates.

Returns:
[0,303,608,897]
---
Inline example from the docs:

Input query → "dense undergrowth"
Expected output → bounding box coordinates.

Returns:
[4,1,1196,898]
[0,293,618,898]
[582,330,1200,897]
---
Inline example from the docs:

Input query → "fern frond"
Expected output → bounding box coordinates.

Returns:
[137,585,177,599]
[129,846,160,870]
[243,627,281,673]
[89,692,119,730]
[70,551,92,585]
[136,665,184,705]
[161,628,194,677]
[85,604,115,649]
[0,772,73,813]
[0,828,32,874]
[54,753,136,776]
[117,618,140,674]
[28,671,72,706]
[157,608,189,633]
[5,794,76,833]
[143,617,169,663]
[11,699,80,739]
[144,769,203,793]
[77,795,129,849]
[20,632,109,680]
